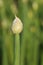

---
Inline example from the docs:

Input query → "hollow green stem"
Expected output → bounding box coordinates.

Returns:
[2,31,8,65]
[14,34,20,65]
[3,45,8,65]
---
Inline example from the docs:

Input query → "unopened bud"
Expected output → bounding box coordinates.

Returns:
[12,16,23,34]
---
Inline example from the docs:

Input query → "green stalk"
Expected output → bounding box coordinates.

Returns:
[2,44,8,65]
[41,51,43,65]
[32,18,40,65]
[14,34,20,65]
[2,31,8,65]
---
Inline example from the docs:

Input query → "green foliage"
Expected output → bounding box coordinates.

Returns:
[0,0,43,65]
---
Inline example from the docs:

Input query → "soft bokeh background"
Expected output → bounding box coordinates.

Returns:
[0,0,43,65]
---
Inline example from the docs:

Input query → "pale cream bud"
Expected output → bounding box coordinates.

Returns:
[12,16,23,34]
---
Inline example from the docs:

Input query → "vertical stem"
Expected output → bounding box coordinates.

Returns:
[41,50,43,65]
[2,31,8,65]
[33,40,39,65]
[2,46,8,65]
[14,34,20,65]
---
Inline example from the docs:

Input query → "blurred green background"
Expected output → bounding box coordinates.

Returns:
[0,0,43,65]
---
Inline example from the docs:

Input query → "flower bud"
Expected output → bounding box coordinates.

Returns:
[12,16,23,34]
